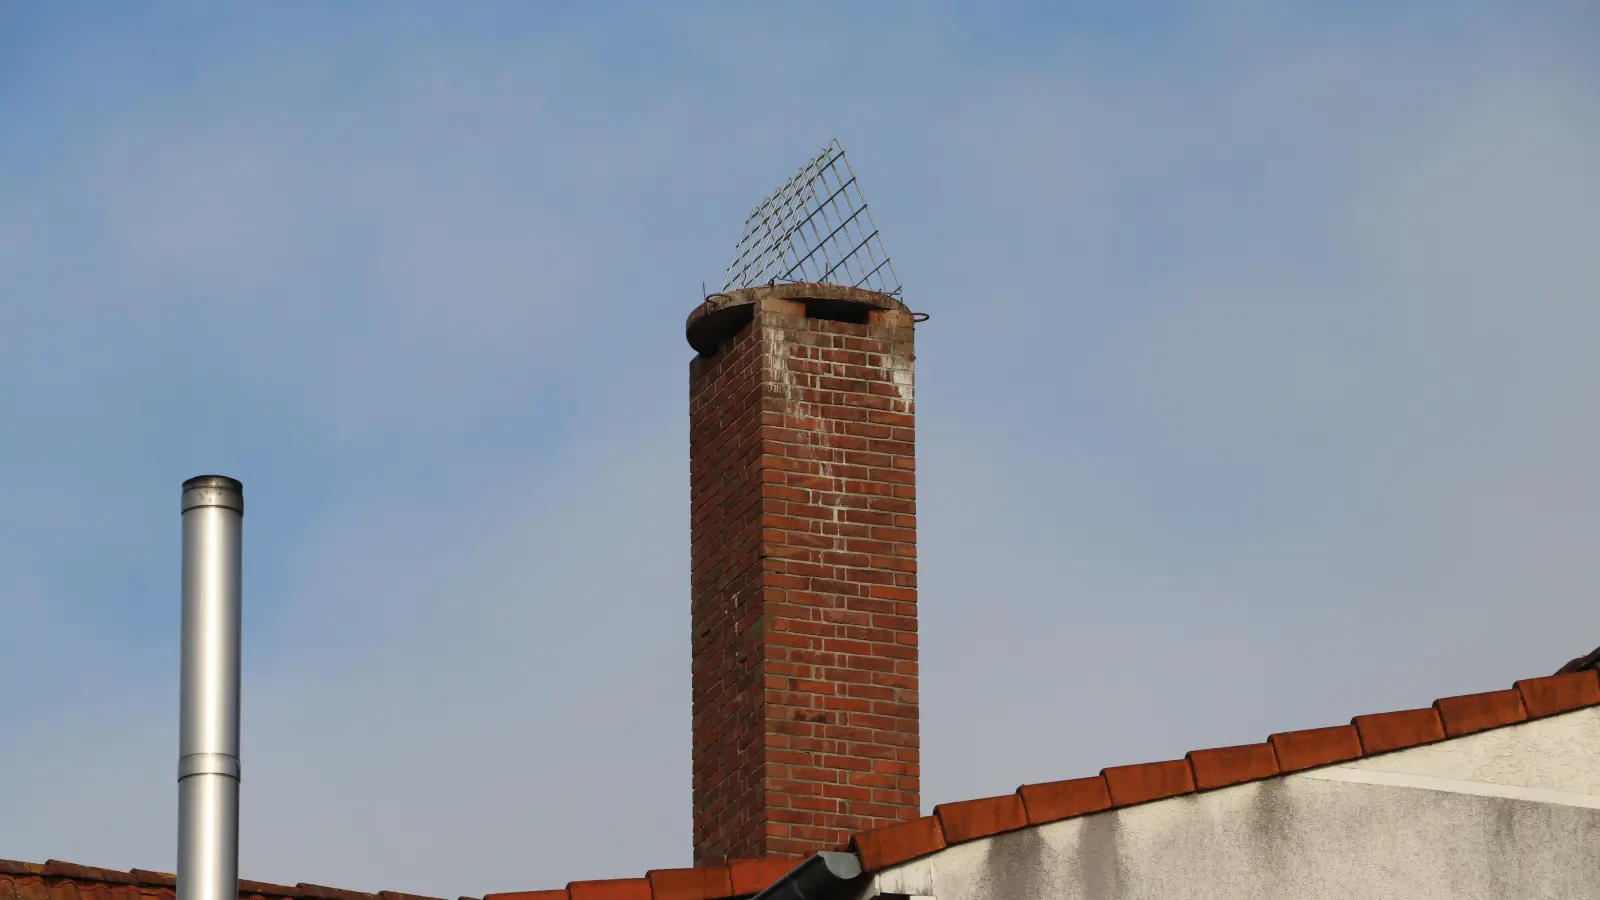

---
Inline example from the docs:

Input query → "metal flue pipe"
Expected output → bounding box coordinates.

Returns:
[179,476,244,900]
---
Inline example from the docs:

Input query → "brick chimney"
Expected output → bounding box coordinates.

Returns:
[687,283,919,865]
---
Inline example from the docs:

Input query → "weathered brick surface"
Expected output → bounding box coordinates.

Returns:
[689,288,919,865]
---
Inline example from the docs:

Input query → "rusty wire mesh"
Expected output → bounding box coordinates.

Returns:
[721,139,901,296]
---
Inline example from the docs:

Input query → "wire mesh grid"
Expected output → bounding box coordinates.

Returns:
[721,140,902,296]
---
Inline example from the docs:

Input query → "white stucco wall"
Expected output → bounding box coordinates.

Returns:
[866,707,1600,900]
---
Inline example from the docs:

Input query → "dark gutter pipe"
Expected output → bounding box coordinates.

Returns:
[750,853,866,900]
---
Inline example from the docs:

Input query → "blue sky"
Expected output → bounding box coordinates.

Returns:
[2,2,1597,896]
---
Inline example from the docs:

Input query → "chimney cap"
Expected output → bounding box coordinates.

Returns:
[181,475,243,514]
[686,282,908,355]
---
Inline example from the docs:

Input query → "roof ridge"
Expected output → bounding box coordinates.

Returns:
[853,667,1600,870]
[0,858,804,900]
[0,861,416,900]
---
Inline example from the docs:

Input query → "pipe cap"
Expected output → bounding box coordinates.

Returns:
[181,475,244,514]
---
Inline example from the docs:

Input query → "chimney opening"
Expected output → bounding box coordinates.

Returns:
[803,298,871,325]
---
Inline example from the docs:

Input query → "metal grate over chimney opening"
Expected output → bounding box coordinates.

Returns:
[721,140,901,296]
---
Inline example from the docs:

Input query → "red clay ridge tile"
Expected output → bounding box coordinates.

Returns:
[1102,760,1194,807]
[1351,708,1445,755]
[483,892,567,900]
[128,871,176,888]
[727,859,800,896]
[1516,670,1600,719]
[377,892,445,900]
[1435,689,1527,737]
[1017,776,1111,825]
[851,815,946,872]
[0,861,45,877]
[297,885,374,900]
[1269,725,1363,773]
[1186,742,1279,790]
[1267,720,1356,771]
[934,793,1027,843]
[566,880,650,900]
[41,863,142,886]
[239,880,304,897]
[645,867,732,900]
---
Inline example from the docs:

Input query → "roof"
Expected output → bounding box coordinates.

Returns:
[6,649,1597,900]
[0,859,802,900]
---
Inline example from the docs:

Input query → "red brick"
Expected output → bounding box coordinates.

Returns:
[1103,761,1194,807]
[1269,725,1363,773]
[1352,708,1446,754]
[1434,689,1528,737]
[690,288,918,866]
[1016,776,1112,824]
[1186,742,1279,790]
[1515,671,1600,719]
[850,816,946,871]
[934,794,1028,843]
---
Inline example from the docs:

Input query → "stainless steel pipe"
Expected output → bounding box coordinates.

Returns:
[179,476,244,900]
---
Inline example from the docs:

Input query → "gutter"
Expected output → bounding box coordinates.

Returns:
[749,853,866,900]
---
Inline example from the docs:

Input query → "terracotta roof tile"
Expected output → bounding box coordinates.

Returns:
[1016,776,1111,825]
[850,815,945,871]
[644,867,731,900]
[1269,725,1363,773]
[932,794,1028,843]
[295,885,374,900]
[482,892,567,900]
[1515,670,1600,719]
[1186,742,1279,790]
[127,873,175,888]
[1102,760,1194,807]
[565,880,650,900]
[1435,689,1527,737]
[41,863,143,886]
[377,892,444,900]
[0,861,45,876]
[3,877,53,900]
[238,881,302,897]
[725,859,798,896]
[1351,707,1445,754]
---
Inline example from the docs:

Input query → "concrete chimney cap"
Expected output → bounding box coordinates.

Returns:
[686,282,909,355]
